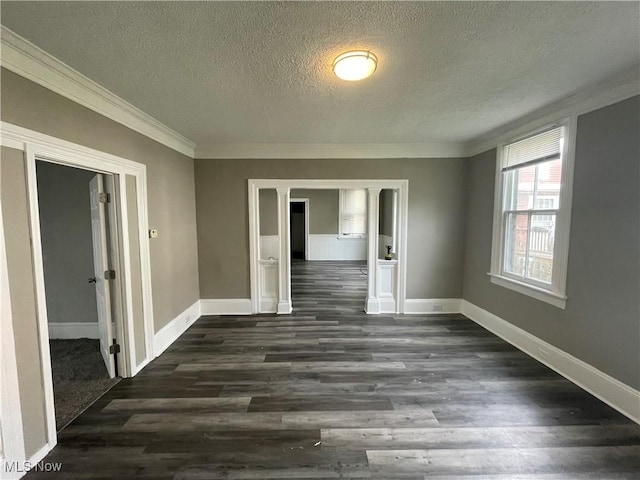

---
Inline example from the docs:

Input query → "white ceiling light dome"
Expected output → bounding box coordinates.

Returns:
[332,50,378,81]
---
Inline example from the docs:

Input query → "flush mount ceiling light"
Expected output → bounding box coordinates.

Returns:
[332,50,378,81]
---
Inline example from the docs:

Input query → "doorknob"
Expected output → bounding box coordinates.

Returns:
[88,276,97,284]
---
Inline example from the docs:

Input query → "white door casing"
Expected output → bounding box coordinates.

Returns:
[1,121,155,460]
[0,168,27,470]
[89,174,116,378]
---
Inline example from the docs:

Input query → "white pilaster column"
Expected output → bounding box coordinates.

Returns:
[276,187,292,314]
[365,187,381,314]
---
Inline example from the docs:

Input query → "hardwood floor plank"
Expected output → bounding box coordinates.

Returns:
[367,446,640,477]
[322,425,640,448]
[248,395,394,412]
[102,397,251,413]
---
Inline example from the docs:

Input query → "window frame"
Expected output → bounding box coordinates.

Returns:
[338,188,367,239]
[489,117,576,309]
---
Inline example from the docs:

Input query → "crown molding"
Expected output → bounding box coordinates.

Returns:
[195,142,467,159]
[0,26,195,157]
[464,66,640,157]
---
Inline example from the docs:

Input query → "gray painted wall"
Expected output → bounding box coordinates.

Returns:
[379,189,394,237]
[195,158,468,299]
[1,68,200,331]
[462,96,640,388]
[290,189,339,234]
[36,161,98,325]
[2,147,48,458]
[260,189,340,236]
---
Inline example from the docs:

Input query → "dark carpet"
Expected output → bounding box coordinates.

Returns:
[49,338,120,430]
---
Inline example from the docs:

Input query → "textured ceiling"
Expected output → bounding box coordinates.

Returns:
[1,1,639,148]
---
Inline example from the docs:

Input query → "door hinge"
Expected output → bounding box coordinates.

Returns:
[109,342,121,355]
[104,269,116,280]
[99,192,111,203]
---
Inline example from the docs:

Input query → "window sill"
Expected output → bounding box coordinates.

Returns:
[487,273,567,309]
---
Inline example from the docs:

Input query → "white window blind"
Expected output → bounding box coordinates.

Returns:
[340,189,367,235]
[503,127,563,170]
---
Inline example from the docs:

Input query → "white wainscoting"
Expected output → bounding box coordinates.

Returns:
[200,298,252,315]
[461,300,640,424]
[403,298,463,314]
[377,259,397,313]
[259,235,279,260]
[259,259,278,313]
[152,300,201,357]
[308,234,367,260]
[48,322,99,339]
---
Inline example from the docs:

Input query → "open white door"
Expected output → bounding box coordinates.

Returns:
[89,174,116,378]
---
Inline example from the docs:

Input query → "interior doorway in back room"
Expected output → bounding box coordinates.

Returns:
[36,160,122,430]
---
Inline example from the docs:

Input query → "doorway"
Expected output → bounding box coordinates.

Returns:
[289,199,308,260]
[36,161,122,430]
[249,179,409,315]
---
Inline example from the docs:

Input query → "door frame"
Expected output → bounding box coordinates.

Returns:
[248,179,409,315]
[289,197,309,260]
[1,121,155,452]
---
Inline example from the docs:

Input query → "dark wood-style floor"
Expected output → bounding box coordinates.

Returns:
[28,261,640,479]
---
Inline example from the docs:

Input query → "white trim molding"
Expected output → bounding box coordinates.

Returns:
[488,274,567,309]
[461,300,640,424]
[200,299,253,316]
[153,300,201,357]
[3,443,57,479]
[0,182,27,472]
[0,26,195,157]
[248,179,409,315]
[1,121,156,455]
[195,142,466,159]
[47,322,99,340]
[403,298,462,314]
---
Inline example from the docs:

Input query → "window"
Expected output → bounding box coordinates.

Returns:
[490,121,574,309]
[339,189,367,237]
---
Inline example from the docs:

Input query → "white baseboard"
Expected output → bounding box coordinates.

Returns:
[277,301,292,315]
[403,298,462,314]
[259,299,277,313]
[152,300,201,357]
[379,297,396,314]
[47,322,98,339]
[461,300,640,424]
[6,442,55,479]
[200,298,252,316]
[365,298,380,314]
